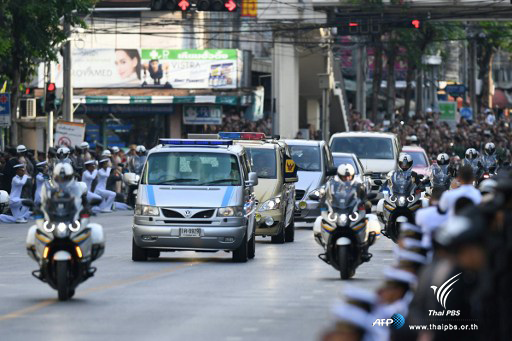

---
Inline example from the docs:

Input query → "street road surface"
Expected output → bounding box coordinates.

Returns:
[0,212,394,341]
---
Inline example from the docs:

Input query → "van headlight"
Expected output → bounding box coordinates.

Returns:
[217,206,244,217]
[135,205,159,216]
[259,197,281,211]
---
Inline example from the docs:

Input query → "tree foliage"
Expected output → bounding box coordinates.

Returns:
[0,0,96,143]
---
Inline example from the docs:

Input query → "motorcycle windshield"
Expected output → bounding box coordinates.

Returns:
[432,165,449,186]
[391,171,413,196]
[480,156,496,173]
[328,181,358,212]
[44,187,78,224]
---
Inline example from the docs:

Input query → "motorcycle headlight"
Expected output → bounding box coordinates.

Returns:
[390,195,397,203]
[349,212,359,222]
[69,220,81,232]
[407,195,415,203]
[328,212,338,223]
[135,205,159,216]
[337,213,347,225]
[398,196,406,207]
[217,206,244,217]
[259,197,281,211]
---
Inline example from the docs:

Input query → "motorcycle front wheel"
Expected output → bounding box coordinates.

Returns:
[56,261,72,301]
[338,246,353,280]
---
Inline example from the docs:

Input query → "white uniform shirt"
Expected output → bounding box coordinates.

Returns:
[34,173,45,201]
[416,206,447,248]
[82,169,98,192]
[11,174,29,199]
[438,185,482,218]
[96,168,111,192]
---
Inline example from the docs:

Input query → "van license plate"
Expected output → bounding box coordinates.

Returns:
[180,228,201,237]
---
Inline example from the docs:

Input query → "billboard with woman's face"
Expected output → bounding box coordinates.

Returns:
[37,48,239,89]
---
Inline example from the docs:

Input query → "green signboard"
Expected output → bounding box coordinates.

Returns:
[438,101,457,122]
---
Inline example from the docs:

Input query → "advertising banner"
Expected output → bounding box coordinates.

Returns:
[54,121,86,147]
[140,49,238,89]
[183,105,223,125]
[38,49,239,89]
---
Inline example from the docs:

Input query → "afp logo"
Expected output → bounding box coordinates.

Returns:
[372,313,405,329]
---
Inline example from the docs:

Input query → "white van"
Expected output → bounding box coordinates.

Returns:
[329,132,400,192]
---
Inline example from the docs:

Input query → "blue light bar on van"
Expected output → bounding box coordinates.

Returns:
[219,132,266,140]
[159,139,233,146]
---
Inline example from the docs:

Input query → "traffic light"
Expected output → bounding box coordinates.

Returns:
[45,83,56,112]
[150,0,237,11]
[391,19,423,29]
[22,86,34,97]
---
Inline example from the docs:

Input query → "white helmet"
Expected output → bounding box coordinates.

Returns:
[437,153,450,166]
[53,162,74,186]
[136,145,146,154]
[398,153,413,171]
[484,142,496,156]
[465,148,479,160]
[57,146,70,160]
[80,142,90,149]
[479,179,497,194]
[336,164,356,183]
[0,190,9,214]
[102,150,112,157]
[16,145,27,153]
[112,146,120,153]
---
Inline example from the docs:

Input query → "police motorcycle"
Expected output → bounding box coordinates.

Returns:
[25,163,105,301]
[122,145,146,208]
[464,148,481,181]
[377,154,428,243]
[311,164,377,280]
[430,153,454,191]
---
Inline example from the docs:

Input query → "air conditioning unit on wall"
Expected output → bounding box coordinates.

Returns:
[20,98,37,118]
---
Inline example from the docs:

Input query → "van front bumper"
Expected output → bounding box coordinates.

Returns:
[133,222,247,251]
[294,200,321,222]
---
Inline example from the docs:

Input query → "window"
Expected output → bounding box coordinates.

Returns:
[406,151,428,167]
[289,145,321,171]
[142,152,241,186]
[246,147,277,179]
[330,137,394,160]
[332,156,360,174]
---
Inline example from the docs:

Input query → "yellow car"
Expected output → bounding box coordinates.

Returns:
[220,132,298,243]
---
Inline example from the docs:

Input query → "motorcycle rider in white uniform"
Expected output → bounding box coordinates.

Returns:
[94,159,116,213]
[10,163,31,223]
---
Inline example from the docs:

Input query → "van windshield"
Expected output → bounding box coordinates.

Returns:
[142,152,241,186]
[289,145,321,171]
[331,137,394,160]
[245,148,277,179]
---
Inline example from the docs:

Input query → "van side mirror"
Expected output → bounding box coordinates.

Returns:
[326,167,337,177]
[245,172,258,187]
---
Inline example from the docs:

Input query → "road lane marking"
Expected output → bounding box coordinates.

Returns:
[0,261,198,322]
[0,299,56,321]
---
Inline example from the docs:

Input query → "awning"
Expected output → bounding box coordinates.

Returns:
[493,89,512,109]
[73,95,240,106]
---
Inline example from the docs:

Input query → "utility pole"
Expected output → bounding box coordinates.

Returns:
[468,30,478,116]
[45,63,54,148]
[63,19,73,122]
[355,38,367,118]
